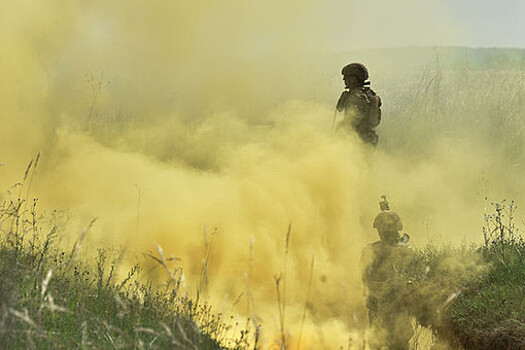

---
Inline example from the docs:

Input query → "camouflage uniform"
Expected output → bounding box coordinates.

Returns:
[360,203,414,349]
[336,63,382,146]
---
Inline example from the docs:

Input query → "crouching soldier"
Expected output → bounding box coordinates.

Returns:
[360,196,415,349]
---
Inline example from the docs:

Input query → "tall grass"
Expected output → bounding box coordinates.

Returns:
[402,200,525,349]
[274,223,291,350]
[444,201,525,349]
[0,166,250,349]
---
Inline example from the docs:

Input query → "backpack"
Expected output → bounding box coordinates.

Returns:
[365,88,382,128]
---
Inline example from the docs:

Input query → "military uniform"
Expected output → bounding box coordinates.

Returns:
[336,63,382,146]
[336,87,381,145]
[360,205,415,349]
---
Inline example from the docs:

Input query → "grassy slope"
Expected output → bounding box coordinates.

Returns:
[444,202,525,349]
[406,202,525,349]
[0,200,250,349]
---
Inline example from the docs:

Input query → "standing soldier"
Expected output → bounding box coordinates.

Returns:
[335,63,382,146]
[360,196,414,349]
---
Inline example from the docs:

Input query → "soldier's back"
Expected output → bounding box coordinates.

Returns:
[362,241,413,294]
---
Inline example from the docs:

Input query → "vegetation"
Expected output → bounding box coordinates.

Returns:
[2,48,525,349]
[6,196,523,350]
[403,201,525,349]
[444,201,525,349]
[0,187,251,349]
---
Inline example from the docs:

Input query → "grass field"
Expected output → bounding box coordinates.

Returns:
[0,192,252,349]
[381,200,525,349]
[2,47,525,349]
[2,196,524,349]
[444,201,525,349]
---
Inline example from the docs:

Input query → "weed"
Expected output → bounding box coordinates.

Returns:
[0,180,248,349]
[407,200,525,349]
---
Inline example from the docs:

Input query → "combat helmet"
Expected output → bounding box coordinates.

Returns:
[373,196,403,244]
[341,63,369,82]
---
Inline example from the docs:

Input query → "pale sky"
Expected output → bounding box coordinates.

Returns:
[330,0,525,50]
[443,0,525,47]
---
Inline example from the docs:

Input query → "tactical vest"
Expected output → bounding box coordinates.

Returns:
[336,87,382,144]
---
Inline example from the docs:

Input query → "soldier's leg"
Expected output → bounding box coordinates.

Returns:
[387,311,413,350]
[366,296,386,350]
[366,296,379,326]
[368,298,394,350]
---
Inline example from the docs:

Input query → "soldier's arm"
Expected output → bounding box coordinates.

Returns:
[336,91,349,112]
[360,245,374,284]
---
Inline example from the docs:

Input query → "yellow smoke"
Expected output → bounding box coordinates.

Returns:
[1,0,522,348]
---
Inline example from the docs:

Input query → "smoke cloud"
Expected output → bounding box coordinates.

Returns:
[1,0,523,348]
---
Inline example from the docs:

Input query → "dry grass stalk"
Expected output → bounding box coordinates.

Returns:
[40,269,52,299]
[144,243,180,284]
[176,321,198,349]
[45,294,69,313]
[68,217,98,264]
[24,152,40,204]
[198,226,217,302]
[297,254,315,350]
[160,321,183,346]
[9,308,36,328]
[275,223,292,350]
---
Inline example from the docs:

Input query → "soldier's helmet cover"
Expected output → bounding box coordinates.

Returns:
[341,63,369,82]
[373,211,403,243]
